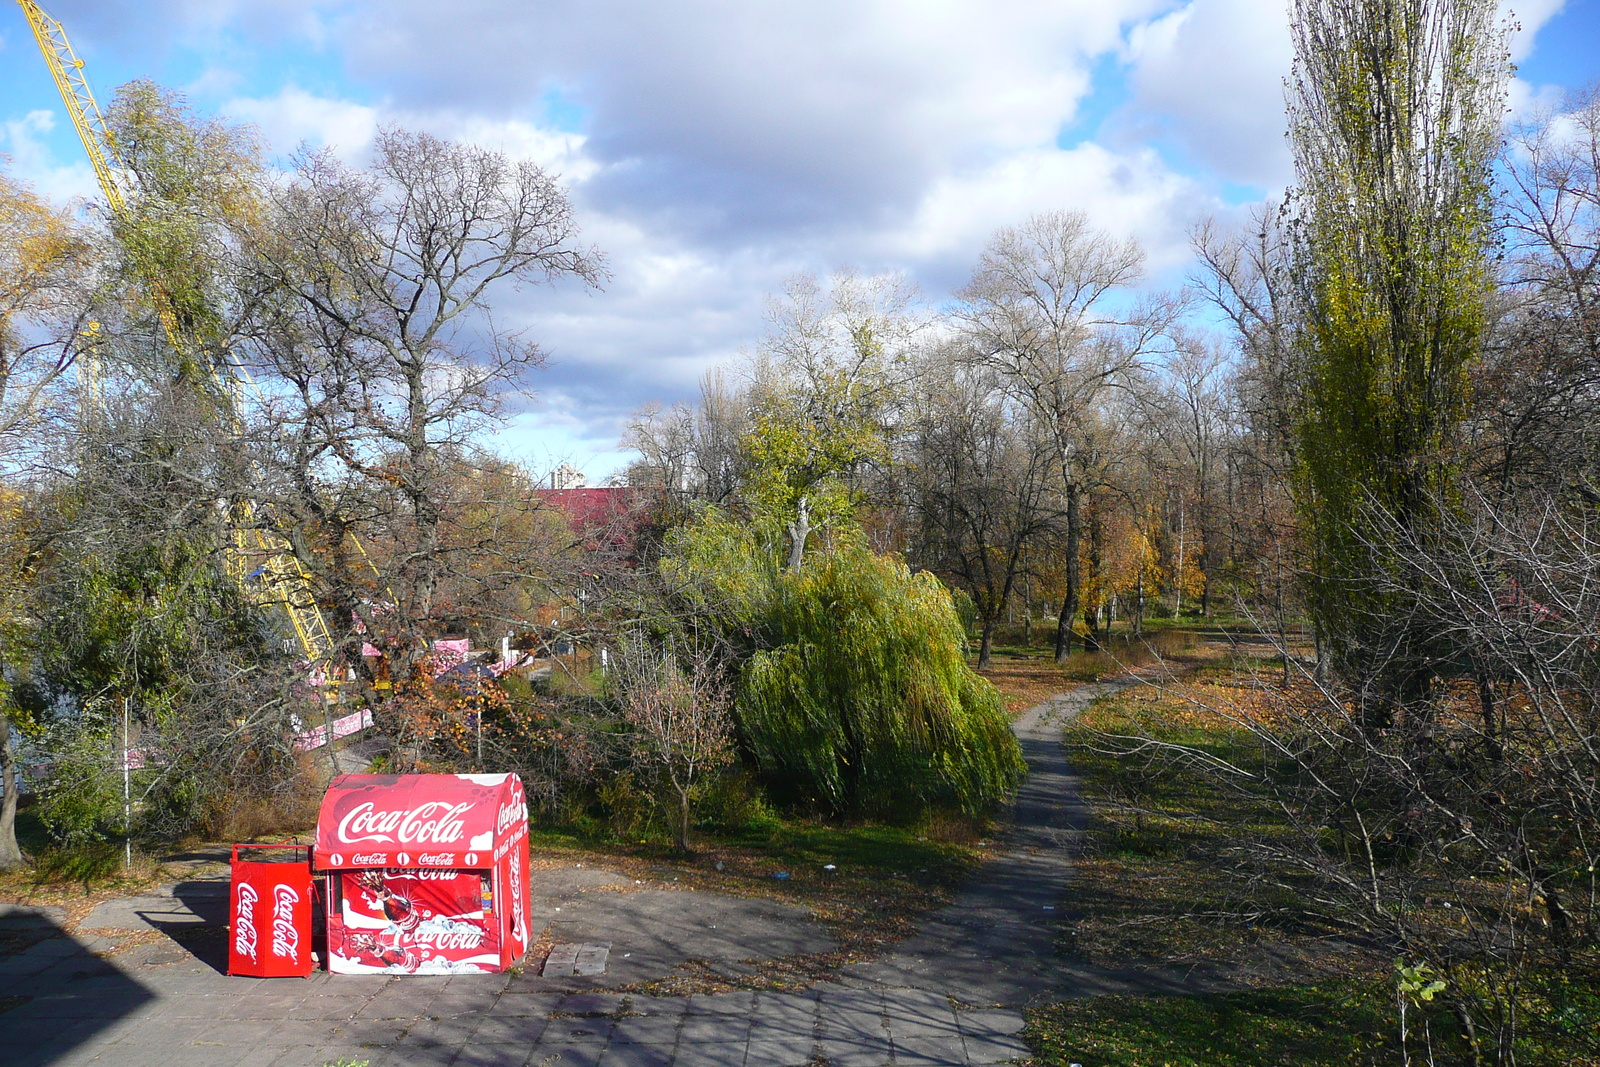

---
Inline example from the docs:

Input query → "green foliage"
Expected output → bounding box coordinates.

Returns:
[740,369,885,540]
[33,710,125,848]
[45,525,262,710]
[738,539,1024,816]
[1284,0,1508,702]
[102,79,263,382]
[660,503,776,634]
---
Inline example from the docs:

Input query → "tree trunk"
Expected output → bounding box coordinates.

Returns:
[977,613,996,670]
[1054,487,1082,662]
[675,787,693,854]
[0,712,24,869]
[1083,505,1104,651]
[786,495,811,572]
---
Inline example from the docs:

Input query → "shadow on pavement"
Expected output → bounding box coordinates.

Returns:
[145,880,230,975]
[0,907,157,1067]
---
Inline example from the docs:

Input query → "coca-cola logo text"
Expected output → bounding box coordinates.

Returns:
[352,853,388,866]
[495,796,525,836]
[271,884,300,963]
[336,800,473,846]
[415,925,483,950]
[234,883,259,963]
[418,853,454,866]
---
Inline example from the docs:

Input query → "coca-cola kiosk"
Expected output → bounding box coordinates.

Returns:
[314,773,531,975]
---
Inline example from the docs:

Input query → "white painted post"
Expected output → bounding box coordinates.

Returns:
[122,697,131,872]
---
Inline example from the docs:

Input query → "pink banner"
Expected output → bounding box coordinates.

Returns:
[293,708,374,752]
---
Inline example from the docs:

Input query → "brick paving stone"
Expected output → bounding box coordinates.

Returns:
[680,1011,750,1044]
[954,1009,1025,1036]
[322,1015,411,1046]
[891,1045,968,1067]
[623,994,690,1017]
[526,1042,606,1067]
[610,1013,681,1045]
[597,1042,675,1067]
[960,1030,1032,1065]
[541,1014,615,1043]
[817,988,884,1015]
[495,992,563,1017]
[674,1031,748,1067]
[405,1011,488,1045]
[885,1008,962,1042]
[742,1038,820,1067]
[297,994,382,1020]
[555,992,625,1016]
[472,1012,551,1044]
[18,936,84,957]
[431,992,503,1014]
[269,1044,376,1067]
[0,954,62,977]
[818,1008,884,1041]
[744,1013,816,1067]
[452,1041,537,1067]
[685,990,756,1015]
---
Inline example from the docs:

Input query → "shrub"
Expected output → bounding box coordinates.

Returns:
[738,542,1024,816]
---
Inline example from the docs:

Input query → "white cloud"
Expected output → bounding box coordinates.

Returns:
[314,0,1175,241]
[14,0,1580,481]
[1500,0,1567,62]
[221,86,378,159]
[887,142,1211,279]
[1121,0,1295,187]
[1,109,101,205]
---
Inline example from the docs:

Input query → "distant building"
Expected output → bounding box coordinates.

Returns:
[549,462,587,489]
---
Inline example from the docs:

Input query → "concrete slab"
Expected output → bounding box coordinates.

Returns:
[78,879,229,933]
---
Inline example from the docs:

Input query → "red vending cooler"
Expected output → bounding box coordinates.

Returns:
[314,773,531,975]
[228,843,315,978]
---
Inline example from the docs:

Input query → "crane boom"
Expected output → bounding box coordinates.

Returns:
[16,0,343,689]
[16,1,124,216]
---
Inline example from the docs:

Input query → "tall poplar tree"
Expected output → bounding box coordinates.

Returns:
[1285,0,1507,722]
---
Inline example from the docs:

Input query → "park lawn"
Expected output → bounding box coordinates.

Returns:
[1029,663,1600,1067]
[1025,985,1389,1067]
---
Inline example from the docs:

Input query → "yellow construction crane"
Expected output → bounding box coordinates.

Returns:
[16,0,344,693]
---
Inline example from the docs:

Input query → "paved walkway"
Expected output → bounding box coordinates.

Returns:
[0,685,1126,1067]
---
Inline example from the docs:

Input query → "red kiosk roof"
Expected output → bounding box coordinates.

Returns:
[314,773,526,871]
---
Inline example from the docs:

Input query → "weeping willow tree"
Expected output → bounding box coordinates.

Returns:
[737,540,1024,816]
[1285,0,1508,722]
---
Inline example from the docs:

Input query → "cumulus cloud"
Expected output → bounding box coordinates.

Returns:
[221,86,378,158]
[1119,0,1295,188]
[314,0,1173,243]
[0,110,100,204]
[7,0,1580,479]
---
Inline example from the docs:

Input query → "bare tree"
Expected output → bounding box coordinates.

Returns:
[906,344,1058,667]
[239,128,604,676]
[614,635,734,853]
[958,211,1175,659]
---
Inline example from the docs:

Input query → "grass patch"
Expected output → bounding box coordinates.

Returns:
[1062,675,1355,970]
[1025,986,1390,1067]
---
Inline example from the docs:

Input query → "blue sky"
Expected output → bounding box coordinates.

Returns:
[2,0,1595,481]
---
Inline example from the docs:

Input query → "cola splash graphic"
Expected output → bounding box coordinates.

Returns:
[340,868,492,973]
[352,869,423,970]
